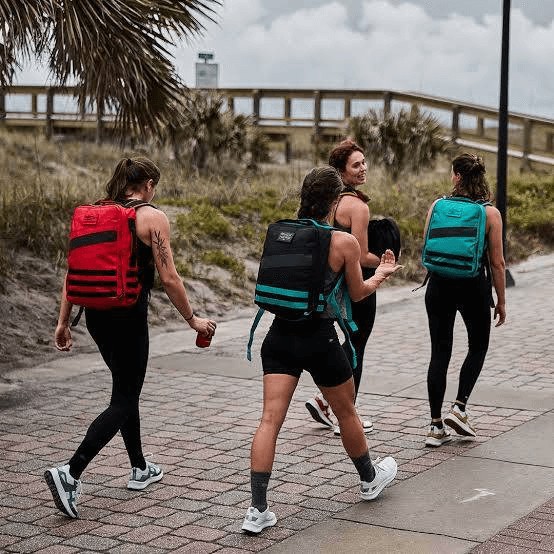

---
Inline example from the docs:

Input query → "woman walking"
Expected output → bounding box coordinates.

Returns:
[242,166,401,534]
[305,139,381,435]
[45,157,216,518]
[424,153,506,447]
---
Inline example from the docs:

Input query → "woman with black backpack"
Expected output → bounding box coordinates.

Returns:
[242,166,402,534]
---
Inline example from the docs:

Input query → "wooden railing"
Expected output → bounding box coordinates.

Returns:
[2,85,554,169]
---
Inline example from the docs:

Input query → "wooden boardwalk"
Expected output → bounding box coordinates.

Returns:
[2,86,553,168]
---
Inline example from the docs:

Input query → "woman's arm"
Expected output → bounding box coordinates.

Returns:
[348,201,381,269]
[486,206,506,326]
[146,209,216,337]
[54,274,73,351]
[334,233,401,301]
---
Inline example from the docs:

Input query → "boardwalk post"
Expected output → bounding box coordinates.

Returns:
[0,89,5,126]
[252,90,260,125]
[45,88,54,140]
[383,91,392,115]
[96,99,104,144]
[477,117,485,137]
[313,90,321,163]
[31,94,38,118]
[547,132,554,153]
[451,106,460,140]
[227,95,234,113]
[521,118,532,172]
[284,97,292,163]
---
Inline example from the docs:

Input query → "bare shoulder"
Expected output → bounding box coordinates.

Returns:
[485,204,501,221]
[331,230,358,249]
[138,205,168,225]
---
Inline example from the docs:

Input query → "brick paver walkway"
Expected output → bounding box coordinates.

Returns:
[0,254,552,552]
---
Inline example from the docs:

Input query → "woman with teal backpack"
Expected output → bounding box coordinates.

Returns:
[423,153,506,447]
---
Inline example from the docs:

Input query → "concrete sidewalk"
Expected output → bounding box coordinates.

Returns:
[0,254,553,553]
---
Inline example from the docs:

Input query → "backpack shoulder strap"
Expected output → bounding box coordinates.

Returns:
[246,308,265,361]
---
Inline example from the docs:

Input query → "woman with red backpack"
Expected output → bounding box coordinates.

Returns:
[45,157,216,519]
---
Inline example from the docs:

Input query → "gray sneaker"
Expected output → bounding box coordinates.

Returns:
[44,464,82,518]
[360,456,398,500]
[127,461,163,490]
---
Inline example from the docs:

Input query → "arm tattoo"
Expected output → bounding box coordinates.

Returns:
[153,230,169,268]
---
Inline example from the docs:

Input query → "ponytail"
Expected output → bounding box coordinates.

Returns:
[105,157,161,201]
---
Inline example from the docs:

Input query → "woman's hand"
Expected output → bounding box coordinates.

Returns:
[54,324,73,351]
[374,249,403,279]
[494,303,506,327]
[189,316,217,337]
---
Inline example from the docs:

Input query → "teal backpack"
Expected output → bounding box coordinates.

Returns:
[422,196,491,278]
[247,218,358,366]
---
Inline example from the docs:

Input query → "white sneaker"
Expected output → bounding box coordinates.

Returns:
[44,464,82,518]
[241,506,277,534]
[305,395,334,428]
[425,424,452,447]
[360,456,398,500]
[334,418,374,436]
[127,461,163,490]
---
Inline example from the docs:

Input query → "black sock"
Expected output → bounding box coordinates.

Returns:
[432,420,443,429]
[350,452,375,483]
[251,471,271,513]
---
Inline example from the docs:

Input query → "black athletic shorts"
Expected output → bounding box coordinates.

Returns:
[261,317,353,388]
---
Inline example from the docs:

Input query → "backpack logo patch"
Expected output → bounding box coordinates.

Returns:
[276,231,295,243]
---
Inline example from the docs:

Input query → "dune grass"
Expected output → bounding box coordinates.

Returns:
[0,129,552,294]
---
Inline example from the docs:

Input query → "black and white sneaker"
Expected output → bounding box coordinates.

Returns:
[241,506,277,534]
[127,461,163,490]
[44,464,82,518]
[360,456,397,501]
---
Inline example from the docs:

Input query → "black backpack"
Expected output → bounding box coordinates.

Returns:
[367,217,402,259]
[247,218,358,365]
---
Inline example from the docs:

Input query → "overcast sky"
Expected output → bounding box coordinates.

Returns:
[14,1,554,118]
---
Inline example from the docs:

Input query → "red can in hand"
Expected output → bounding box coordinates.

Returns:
[196,332,212,348]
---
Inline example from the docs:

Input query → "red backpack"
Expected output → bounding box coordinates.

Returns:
[66,199,150,312]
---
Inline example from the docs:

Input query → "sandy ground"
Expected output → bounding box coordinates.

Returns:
[0,251,249,379]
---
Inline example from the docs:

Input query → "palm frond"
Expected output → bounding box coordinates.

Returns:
[1,0,222,137]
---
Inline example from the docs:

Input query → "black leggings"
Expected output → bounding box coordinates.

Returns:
[341,290,377,398]
[68,295,149,479]
[426,274,491,420]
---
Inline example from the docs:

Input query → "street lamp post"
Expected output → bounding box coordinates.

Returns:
[496,0,515,287]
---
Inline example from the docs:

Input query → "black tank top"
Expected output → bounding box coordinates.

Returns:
[137,239,155,291]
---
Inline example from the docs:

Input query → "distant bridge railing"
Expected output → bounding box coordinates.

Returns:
[1,86,554,169]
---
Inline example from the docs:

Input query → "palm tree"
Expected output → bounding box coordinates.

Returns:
[0,0,221,138]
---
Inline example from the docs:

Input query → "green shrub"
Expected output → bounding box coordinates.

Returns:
[202,249,245,279]
[349,107,450,181]
[175,203,232,243]
[507,175,554,243]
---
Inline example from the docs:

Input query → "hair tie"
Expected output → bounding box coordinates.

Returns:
[126,158,132,167]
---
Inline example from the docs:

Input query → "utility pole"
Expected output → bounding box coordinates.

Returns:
[497,0,515,286]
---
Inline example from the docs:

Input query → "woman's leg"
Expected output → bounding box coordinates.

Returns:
[456,283,491,407]
[249,373,298,512]
[342,292,376,398]
[426,279,457,421]
[251,374,298,472]
[320,378,366,458]
[68,309,147,479]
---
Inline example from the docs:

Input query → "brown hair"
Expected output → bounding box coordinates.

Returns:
[328,139,364,172]
[298,166,343,220]
[328,139,369,202]
[451,153,490,201]
[105,157,160,201]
